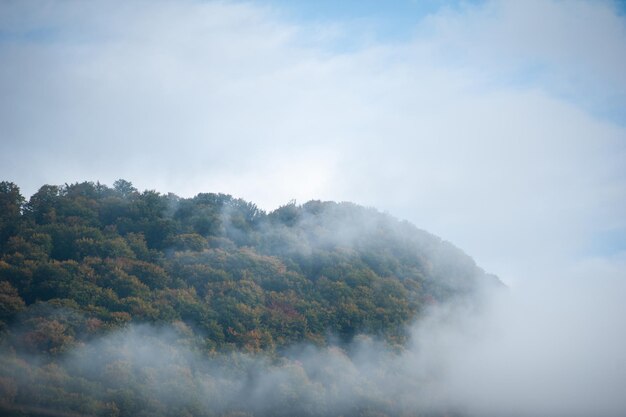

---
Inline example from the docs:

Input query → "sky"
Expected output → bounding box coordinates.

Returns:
[1,0,625,286]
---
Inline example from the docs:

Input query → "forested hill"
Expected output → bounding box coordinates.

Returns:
[0,180,500,417]
[0,179,498,349]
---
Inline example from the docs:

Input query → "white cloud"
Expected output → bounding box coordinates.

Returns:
[419,0,626,118]
[0,0,625,280]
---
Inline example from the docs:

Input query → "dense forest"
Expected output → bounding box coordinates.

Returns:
[0,180,500,417]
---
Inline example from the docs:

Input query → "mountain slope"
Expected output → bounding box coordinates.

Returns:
[0,180,498,349]
[0,180,500,417]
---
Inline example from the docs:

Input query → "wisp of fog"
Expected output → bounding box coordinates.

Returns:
[4,261,625,417]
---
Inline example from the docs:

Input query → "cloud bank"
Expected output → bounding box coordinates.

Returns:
[1,0,625,280]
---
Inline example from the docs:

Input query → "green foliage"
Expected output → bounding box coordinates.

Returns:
[0,182,25,253]
[0,179,493,347]
[0,179,497,417]
[0,281,25,326]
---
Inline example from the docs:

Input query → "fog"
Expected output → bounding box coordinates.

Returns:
[5,259,625,417]
[412,265,626,417]
[3,200,625,416]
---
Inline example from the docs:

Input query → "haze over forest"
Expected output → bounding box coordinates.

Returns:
[0,180,623,417]
[1,0,626,416]
[0,179,504,416]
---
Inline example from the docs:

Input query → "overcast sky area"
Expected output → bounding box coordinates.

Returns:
[1,0,625,285]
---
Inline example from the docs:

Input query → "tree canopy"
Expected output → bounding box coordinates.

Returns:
[0,180,499,417]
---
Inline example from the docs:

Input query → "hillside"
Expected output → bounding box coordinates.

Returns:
[0,180,500,417]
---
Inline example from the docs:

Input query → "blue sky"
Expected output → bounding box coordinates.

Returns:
[266,0,626,21]
[263,0,483,39]
[263,0,626,43]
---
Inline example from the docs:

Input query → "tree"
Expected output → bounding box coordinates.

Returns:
[0,281,25,324]
[113,179,137,198]
[25,185,61,224]
[0,182,24,252]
